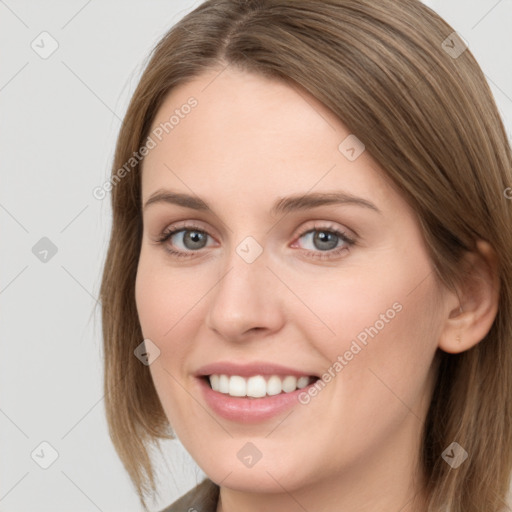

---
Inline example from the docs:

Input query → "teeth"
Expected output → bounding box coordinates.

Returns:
[219,374,229,393]
[208,374,315,397]
[267,375,282,396]
[282,376,297,393]
[246,375,266,398]
[229,376,246,397]
[210,374,219,391]
[297,376,309,389]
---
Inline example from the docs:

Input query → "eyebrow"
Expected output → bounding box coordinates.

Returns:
[143,190,381,215]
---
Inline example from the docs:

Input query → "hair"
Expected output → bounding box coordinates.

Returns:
[99,0,512,510]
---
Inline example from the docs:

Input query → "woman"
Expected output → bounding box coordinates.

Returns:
[99,1,512,511]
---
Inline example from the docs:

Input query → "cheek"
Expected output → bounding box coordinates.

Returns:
[135,251,201,343]
[299,256,440,407]
[135,255,190,403]
[135,260,164,341]
[134,252,210,415]
[286,270,439,478]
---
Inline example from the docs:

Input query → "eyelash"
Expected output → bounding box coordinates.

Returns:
[155,222,356,261]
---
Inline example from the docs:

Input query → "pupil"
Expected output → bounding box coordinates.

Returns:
[185,231,205,249]
[315,231,337,250]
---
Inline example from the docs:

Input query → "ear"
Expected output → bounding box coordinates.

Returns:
[438,240,500,354]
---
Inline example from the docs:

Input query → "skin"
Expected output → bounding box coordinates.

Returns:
[135,65,499,512]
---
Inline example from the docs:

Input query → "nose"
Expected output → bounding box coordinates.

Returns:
[205,244,285,342]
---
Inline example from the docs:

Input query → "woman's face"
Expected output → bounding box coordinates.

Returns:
[136,67,447,495]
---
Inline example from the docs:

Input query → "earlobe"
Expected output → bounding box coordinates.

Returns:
[438,240,500,355]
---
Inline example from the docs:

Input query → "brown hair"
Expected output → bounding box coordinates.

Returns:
[99,1,512,510]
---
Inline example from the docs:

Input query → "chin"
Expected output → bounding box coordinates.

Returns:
[190,440,314,493]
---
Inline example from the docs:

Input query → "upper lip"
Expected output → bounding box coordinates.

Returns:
[195,361,320,378]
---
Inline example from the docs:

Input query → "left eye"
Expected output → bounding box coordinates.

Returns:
[295,228,349,252]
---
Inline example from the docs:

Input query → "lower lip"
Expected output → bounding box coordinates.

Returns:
[197,377,315,423]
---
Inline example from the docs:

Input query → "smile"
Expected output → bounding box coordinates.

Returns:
[208,374,317,398]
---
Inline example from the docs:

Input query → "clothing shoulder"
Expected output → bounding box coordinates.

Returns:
[158,478,220,512]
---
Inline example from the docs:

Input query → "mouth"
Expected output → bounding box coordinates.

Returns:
[202,374,320,398]
[195,362,322,422]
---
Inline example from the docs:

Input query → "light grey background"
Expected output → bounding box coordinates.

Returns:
[1,1,511,511]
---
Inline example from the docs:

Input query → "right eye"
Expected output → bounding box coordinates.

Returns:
[156,224,216,258]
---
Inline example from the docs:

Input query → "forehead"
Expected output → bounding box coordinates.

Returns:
[140,67,402,213]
